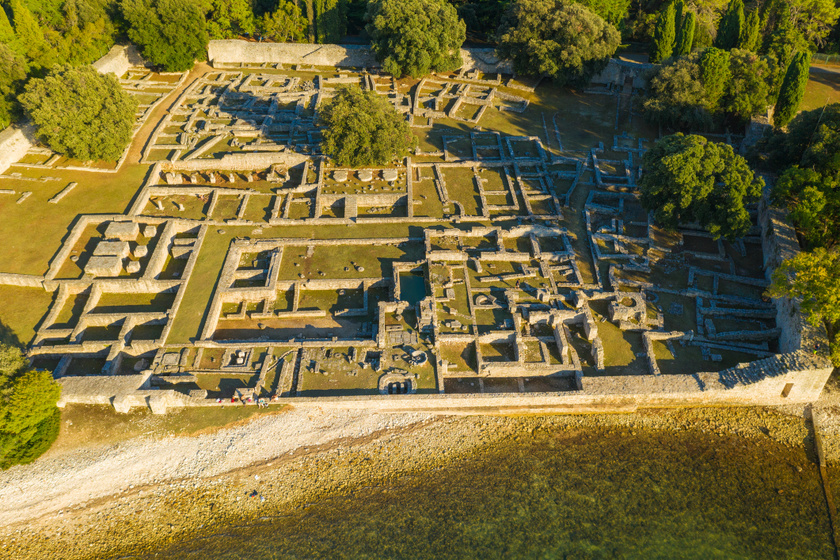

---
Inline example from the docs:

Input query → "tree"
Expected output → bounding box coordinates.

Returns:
[497,0,620,86]
[650,1,676,63]
[643,54,712,129]
[675,10,696,56]
[576,0,631,26]
[313,0,347,43]
[8,0,49,63]
[640,133,764,240]
[699,47,731,111]
[204,0,256,40]
[772,166,839,249]
[0,342,62,469]
[0,44,27,129]
[758,103,840,175]
[260,0,308,42]
[741,8,760,51]
[768,248,840,366]
[0,4,15,44]
[715,0,744,50]
[20,65,139,162]
[366,0,465,78]
[774,51,810,127]
[723,49,774,122]
[121,0,208,72]
[785,0,840,49]
[320,85,417,167]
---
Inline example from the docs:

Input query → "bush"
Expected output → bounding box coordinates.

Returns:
[20,65,138,162]
[497,0,620,86]
[320,85,417,167]
[366,0,465,78]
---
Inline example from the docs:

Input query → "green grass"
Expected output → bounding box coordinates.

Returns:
[0,164,150,276]
[0,285,56,346]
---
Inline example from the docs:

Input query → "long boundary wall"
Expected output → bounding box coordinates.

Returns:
[208,40,513,73]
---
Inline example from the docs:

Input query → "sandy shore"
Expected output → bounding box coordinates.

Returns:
[2,397,840,559]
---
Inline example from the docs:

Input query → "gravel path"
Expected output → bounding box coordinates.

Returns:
[0,408,431,527]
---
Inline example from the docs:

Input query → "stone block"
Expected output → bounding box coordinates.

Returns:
[105,221,140,241]
[93,240,130,258]
[171,246,192,259]
[126,260,142,274]
[357,169,373,182]
[333,170,348,182]
[382,169,398,182]
[142,225,157,238]
[85,255,123,277]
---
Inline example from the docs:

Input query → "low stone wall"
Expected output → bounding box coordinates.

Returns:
[0,125,34,175]
[0,273,44,288]
[207,40,512,73]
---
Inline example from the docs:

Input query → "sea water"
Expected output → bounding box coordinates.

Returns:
[149,424,834,559]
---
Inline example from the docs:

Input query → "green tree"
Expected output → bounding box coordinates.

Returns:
[0,44,27,129]
[774,51,810,127]
[643,53,712,129]
[122,0,208,72]
[20,65,139,161]
[786,0,840,49]
[0,343,62,469]
[699,46,731,111]
[9,0,49,63]
[640,133,764,240]
[715,0,744,50]
[741,8,760,51]
[758,104,840,175]
[0,4,15,44]
[497,0,620,85]
[204,0,256,40]
[674,10,696,56]
[767,248,840,365]
[772,166,839,249]
[650,1,676,63]
[576,0,631,26]
[723,49,774,122]
[313,0,347,43]
[260,0,308,42]
[367,0,465,78]
[320,85,417,167]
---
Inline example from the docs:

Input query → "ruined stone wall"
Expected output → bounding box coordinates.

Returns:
[0,125,34,175]
[758,188,826,353]
[590,58,653,89]
[92,44,142,77]
[207,40,513,73]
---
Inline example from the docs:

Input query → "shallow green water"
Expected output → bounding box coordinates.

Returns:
[150,425,834,560]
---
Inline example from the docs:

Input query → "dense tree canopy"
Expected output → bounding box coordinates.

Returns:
[497,0,620,86]
[20,65,138,161]
[260,0,308,42]
[122,0,208,71]
[366,0,465,78]
[773,167,839,249]
[640,133,764,240]
[204,0,256,40]
[0,342,61,469]
[644,48,776,130]
[768,248,840,366]
[320,85,417,167]
[760,103,840,175]
[0,44,27,129]
[715,0,744,50]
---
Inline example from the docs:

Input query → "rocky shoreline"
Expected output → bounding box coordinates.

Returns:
[2,400,839,560]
